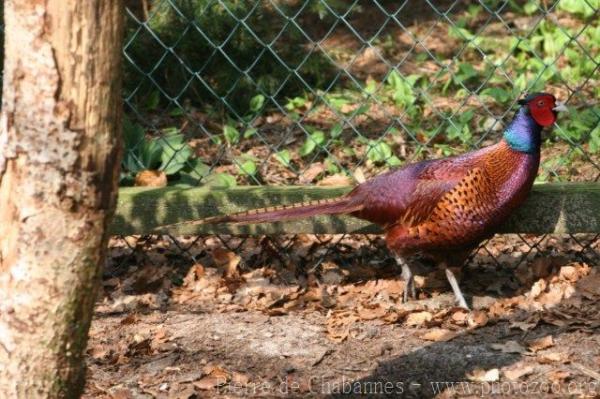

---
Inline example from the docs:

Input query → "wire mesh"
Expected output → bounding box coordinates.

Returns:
[117,0,599,276]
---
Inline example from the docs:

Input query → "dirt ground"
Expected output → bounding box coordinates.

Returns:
[83,233,600,398]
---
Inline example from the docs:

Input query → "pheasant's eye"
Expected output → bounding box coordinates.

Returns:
[537,100,545,107]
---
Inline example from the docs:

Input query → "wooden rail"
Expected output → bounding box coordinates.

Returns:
[110,183,600,235]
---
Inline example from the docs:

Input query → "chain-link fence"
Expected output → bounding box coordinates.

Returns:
[111,0,599,280]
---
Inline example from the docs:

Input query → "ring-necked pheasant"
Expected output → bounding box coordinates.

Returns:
[172,93,566,308]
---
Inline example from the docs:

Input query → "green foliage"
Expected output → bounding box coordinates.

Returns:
[121,118,209,185]
[558,0,599,17]
[249,94,265,113]
[120,1,597,186]
[366,140,401,166]
[446,110,475,145]
[386,71,419,108]
[299,130,326,157]
[481,87,512,104]
[201,172,237,188]
[274,150,292,167]
[223,124,240,145]
[589,125,600,154]
[236,154,259,177]
[559,107,600,149]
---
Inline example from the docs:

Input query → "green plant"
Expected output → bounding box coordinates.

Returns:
[236,153,259,177]
[558,0,599,18]
[446,110,475,145]
[299,129,326,157]
[365,140,401,166]
[386,70,419,108]
[121,118,209,185]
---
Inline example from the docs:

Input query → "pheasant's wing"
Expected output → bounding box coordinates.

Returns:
[382,159,500,251]
[351,157,479,226]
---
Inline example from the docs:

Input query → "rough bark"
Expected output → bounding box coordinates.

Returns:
[0,1,123,397]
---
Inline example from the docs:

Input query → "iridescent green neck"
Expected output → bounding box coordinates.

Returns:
[503,108,542,153]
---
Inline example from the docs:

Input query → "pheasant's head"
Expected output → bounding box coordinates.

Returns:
[504,92,566,153]
[517,92,567,127]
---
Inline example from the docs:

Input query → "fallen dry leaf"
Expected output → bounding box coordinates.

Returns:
[353,167,366,184]
[120,313,139,326]
[318,174,353,186]
[467,310,489,328]
[212,248,241,277]
[357,303,388,321]
[529,279,547,299]
[572,362,600,381]
[576,273,600,298]
[405,311,432,327]
[420,328,458,342]
[467,368,499,382]
[528,335,554,352]
[537,352,567,364]
[503,365,535,381]
[327,310,359,342]
[450,309,469,325]
[559,265,579,282]
[299,162,325,183]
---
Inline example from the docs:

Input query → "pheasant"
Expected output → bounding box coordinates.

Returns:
[174,93,566,308]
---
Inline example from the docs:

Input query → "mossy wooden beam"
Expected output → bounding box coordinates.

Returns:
[110,183,600,236]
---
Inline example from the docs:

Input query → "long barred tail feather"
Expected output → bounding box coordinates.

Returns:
[159,195,363,229]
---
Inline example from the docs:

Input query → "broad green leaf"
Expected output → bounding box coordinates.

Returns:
[352,103,370,116]
[158,134,193,175]
[237,159,257,176]
[330,123,343,138]
[223,125,240,145]
[203,173,237,188]
[366,141,392,163]
[300,130,326,157]
[324,157,339,174]
[481,87,511,103]
[285,96,307,111]
[139,140,163,170]
[243,127,258,139]
[274,150,291,166]
[249,94,265,113]
[299,139,316,157]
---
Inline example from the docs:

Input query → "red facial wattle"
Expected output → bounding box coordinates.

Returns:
[530,106,556,126]
[528,96,557,126]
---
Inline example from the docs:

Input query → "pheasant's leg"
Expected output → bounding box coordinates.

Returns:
[396,257,416,302]
[444,267,469,309]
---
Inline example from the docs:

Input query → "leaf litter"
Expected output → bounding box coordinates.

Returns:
[88,233,600,397]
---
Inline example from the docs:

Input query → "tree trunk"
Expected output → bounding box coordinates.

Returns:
[0,1,123,397]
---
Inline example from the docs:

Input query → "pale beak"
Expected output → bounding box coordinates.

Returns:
[553,101,568,112]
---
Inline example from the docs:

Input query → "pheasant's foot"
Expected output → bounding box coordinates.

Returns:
[397,257,417,303]
[445,268,469,310]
